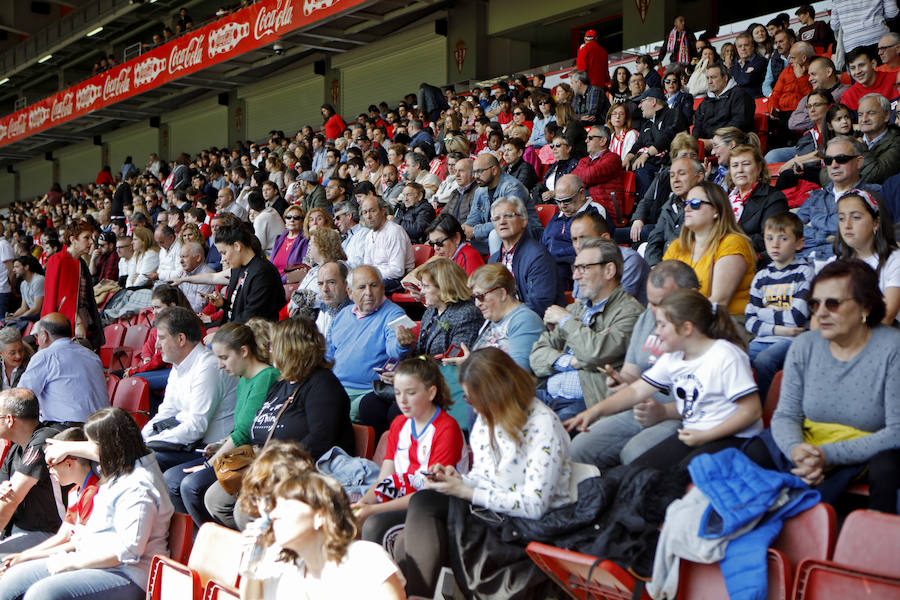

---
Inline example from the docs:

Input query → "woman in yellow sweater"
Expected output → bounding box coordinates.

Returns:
[663,180,756,315]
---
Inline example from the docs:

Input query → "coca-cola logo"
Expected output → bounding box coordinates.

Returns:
[209,21,250,57]
[134,56,167,87]
[28,105,50,129]
[51,92,74,121]
[9,114,27,138]
[255,0,293,38]
[76,84,102,111]
[169,35,205,75]
[102,67,132,101]
[303,0,336,16]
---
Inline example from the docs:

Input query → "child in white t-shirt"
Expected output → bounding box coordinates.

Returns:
[565,289,762,470]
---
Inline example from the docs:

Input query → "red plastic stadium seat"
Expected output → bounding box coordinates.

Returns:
[697,140,705,159]
[353,424,376,459]
[22,321,34,336]
[793,510,900,599]
[771,502,836,566]
[373,431,391,465]
[412,243,434,267]
[283,283,299,302]
[169,512,195,564]
[112,376,151,428]
[607,172,638,228]
[105,373,120,403]
[693,96,704,110]
[203,581,240,600]
[536,203,559,227]
[526,541,649,599]
[755,97,770,115]
[146,554,201,600]
[677,548,790,599]
[0,439,11,465]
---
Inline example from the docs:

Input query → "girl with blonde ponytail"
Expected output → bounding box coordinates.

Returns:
[564,289,761,470]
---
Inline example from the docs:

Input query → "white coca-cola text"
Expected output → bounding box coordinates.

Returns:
[255,0,293,38]
[168,35,205,74]
[51,93,74,122]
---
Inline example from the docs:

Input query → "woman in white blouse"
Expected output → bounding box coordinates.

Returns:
[1,406,173,600]
[398,347,575,597]
[126,226,160,288]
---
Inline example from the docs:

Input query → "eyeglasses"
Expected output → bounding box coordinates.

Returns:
[491,212,521,222]
[427,236,450,248]
[116,244,131,249]
[808,297,854,313]
[538,100,551,105]
[878,43,899,51]
[471,286,502,302]
[663,78,679,84]
[823,154,859,165]
[284,214,303,220]
[572,261,609,275]
[551,143,567,149]
[586,135,606,140]
[683,198,714,210]
[513,111,524,116]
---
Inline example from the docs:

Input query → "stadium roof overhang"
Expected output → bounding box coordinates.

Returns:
[0,0,446,167]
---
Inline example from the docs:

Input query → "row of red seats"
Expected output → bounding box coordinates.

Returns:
[527,506,900,599]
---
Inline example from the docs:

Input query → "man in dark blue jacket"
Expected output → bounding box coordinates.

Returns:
[731,33,767,99]
[489,196,563,316]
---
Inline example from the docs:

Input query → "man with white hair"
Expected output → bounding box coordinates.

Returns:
[877,32,900,74]
[177,242,215,312]
[488,196,563,316]
[858,93,900,185]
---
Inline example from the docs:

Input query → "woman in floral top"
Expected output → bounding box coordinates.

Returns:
[397,347,575,597]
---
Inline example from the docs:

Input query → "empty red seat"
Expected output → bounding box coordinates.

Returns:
[353,424,376,460]
[526,541,647,599]
[112,376,151,428]
[535,204,559,227]
[412,243,434,267]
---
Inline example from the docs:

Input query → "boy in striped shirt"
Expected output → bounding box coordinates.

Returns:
[745,212,815,398]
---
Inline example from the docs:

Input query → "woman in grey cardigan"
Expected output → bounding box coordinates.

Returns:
[745,259,900,512]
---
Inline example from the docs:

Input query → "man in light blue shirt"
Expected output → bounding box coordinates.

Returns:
[18,313,108,425]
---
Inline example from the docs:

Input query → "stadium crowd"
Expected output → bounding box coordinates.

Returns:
[0,2,898,599]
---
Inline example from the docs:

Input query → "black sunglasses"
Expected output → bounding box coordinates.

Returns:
[427,237,450,248]
[284,214,303,220]
[823,154,859,166]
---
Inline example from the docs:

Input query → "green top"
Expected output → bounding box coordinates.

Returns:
[230,366,281,447]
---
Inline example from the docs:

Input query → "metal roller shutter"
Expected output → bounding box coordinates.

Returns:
[166,97,227,157]
[106,123,159,173]
[17,158,54,200]
[240,65,323,141]
[332,24,447,116]
[57,142,102,189]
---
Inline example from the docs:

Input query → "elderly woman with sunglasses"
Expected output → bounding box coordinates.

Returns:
[744,260,900,513]
[662,65,694,124]
[424,214,484,276]
[269,205,309,283]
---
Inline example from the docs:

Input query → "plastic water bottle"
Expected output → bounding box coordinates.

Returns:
[239,513,271,578]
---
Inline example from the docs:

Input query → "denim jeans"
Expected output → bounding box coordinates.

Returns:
[136,368,171,391]
[569,408,682,469]
[764,147,796,164]
[0,527,54,556]
[0,559,143,600]
[164,457,211,520]
[749,337,794,400]
[535,388,586,423]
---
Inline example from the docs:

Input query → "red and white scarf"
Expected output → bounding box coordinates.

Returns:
[667,28,690,65]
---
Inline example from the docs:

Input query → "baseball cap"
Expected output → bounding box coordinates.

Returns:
[636,87,666,102]
[584,29,597,40]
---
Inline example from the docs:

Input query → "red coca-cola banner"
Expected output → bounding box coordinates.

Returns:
[0,0,367,148]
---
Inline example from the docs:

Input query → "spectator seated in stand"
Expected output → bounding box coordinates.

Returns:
[571,126,623,223]
[568,260,698,470]
[502,137,538,191]
[730,33,768,99]
[360,196,415,295]
[488,196,563,316]
[424,213,485,276]
[393,182,436,244]
[767,42,815,131]
[176,241,215,312]
[541,173,612,290]
[623,88,687,197]
[531,135,579,205]
[644,156,706,266]
[797,136,881,260]
[693,62,756,150]
[326,265,413,421]
[464,153,541,255]
[19,313,108,426]
[763,29,795,98]
[877,33,900,74]
[571,70,611,127]
[858,93,900,185]
[530,237,643,421]
[842,46,896,112]
[0,389,64,555]
[795,4,834,49]
[725,144,789,260]
[570,210,650,305]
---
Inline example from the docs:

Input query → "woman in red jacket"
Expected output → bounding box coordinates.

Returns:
[321,104,347,141]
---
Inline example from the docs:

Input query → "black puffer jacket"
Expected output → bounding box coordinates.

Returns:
[693,80,755,140]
